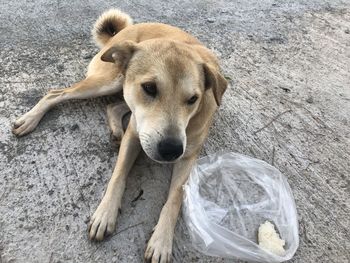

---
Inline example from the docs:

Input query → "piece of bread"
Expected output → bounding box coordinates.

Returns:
[258,221,286,256]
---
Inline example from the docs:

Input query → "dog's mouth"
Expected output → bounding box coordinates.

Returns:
[139,135,184,163]
[142,147,184,164]
[148,154,183,164]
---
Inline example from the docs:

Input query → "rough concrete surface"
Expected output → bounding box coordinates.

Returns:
[0,0,349,262]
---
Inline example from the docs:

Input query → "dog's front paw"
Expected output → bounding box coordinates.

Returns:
[145,224,173,263]
[88,199,119,241]
[12,113,42,136]
[107,102,130,144]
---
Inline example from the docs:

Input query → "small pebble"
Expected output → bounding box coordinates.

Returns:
[345,29,350,34]
[83,53,93,59]
[207,18,215,23]
[57,64,64,72]
[70,123,79,131]
[306,97,314,103]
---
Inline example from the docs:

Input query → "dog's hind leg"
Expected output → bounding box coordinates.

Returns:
[106,102,131,144]
[12,75,123,136]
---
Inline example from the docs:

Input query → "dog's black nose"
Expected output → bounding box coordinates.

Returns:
[158,138,183,161]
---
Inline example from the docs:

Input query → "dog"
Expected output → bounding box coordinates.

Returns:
[12,9,227,262]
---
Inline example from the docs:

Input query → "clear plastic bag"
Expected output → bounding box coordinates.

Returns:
[182,152,299,262]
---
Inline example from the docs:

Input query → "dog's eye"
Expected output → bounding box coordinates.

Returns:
[141,82,157,97]
[187,95,198,105]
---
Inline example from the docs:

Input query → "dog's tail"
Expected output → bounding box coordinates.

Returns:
[92,9,133,48]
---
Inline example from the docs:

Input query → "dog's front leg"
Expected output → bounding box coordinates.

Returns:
[145,156,196,263]
[89,118,140,241]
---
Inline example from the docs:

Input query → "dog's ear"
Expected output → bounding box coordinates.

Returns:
[101,41,137,72]
[203,63,228,106]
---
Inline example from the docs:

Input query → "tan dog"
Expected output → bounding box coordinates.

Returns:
[12,9,227,263]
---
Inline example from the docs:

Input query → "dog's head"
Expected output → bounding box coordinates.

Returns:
[102,40,227,163]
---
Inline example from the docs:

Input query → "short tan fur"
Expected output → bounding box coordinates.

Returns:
[13,9,227,263]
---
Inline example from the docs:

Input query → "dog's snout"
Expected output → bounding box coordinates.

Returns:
[157,138,183,161]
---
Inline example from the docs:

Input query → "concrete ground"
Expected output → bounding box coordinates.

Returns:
[1,0,349,262]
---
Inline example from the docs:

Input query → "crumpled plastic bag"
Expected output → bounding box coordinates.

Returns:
[182,152,299,262]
